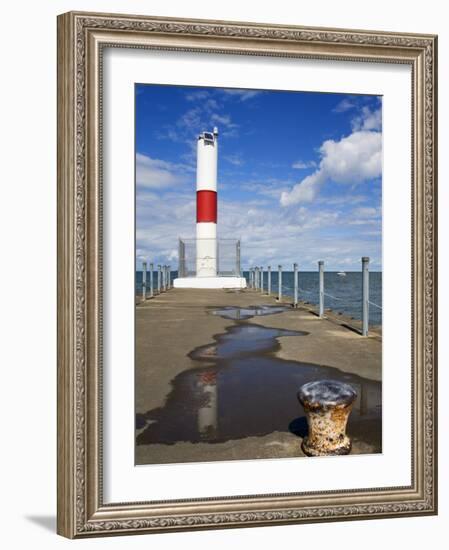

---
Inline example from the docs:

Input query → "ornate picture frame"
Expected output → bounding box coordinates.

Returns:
[57,11,437,538]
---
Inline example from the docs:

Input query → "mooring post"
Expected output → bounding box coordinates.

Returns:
[149,262,154,298]
[318,260,324,317]
[157,265,161,294]
[298,380,357,456]
[260,267,264,293]
[293,263,298,307]
[267,266,271,295]
[142,261,147,301]
[278,265,282,302]
[362,256,370,336]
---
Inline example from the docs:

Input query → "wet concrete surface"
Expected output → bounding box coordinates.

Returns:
[136,305,381,463]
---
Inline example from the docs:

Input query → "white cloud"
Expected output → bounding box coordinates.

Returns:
[210,113,238,129]
[352,207,380,218]
[320,130,382,183]
[292,160,316,169]
[240,179,292,200]
[221,89,262,101]
[177,107,202,130]
[136,153,190,189]
[333,98,356,113]
[346,206,381,226]
[281,129,382,206]
[136,184,381,269]
[185,90,210,101]
[158,97,239,143]
[224,154,244,166]
[351,106,382,132]
[316,194,368,207]
[281,172,326,204]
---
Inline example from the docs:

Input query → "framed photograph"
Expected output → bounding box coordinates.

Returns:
[57,11,437,538]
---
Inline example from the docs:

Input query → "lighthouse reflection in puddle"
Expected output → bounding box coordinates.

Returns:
[196,370,218,440]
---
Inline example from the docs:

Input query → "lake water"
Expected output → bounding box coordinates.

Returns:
[135,270,382,326]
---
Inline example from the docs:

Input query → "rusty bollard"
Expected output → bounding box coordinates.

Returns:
[298,380,357,457]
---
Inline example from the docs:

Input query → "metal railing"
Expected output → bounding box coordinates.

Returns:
[247,257,381,336]
[138,261,173,302]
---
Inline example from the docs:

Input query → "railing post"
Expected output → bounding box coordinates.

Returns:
[178,239,183,278]
[318,261,324,317]
[149,263,154,298]
[293,263,298,307]
[260,267,264,293]
[362,257,370,336]
[142,261,147,301]
[157,265,161,294]
[267,266,271,295]
[278,265,282,302]
[236,240,241,276]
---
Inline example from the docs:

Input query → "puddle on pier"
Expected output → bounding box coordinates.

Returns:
[211,305,289,320]
[136,306,382,453]
[190,324,306,361]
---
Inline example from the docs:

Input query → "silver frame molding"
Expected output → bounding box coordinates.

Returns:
[57,11,438,538]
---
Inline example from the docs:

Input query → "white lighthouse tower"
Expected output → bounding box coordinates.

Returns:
[196,127,218,277]
[173,128,247,289]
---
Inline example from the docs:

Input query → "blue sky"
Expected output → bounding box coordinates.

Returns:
[135,84,382,271]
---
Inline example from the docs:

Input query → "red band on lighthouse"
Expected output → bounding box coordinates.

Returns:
[196,190,217,223]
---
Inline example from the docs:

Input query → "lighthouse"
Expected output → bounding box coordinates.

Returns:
[173,128,246,289]
[196,127,219,277]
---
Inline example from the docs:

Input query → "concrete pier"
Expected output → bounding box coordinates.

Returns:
[135,287,381,465]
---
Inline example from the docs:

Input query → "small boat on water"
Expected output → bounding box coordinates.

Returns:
[337,271,346,277]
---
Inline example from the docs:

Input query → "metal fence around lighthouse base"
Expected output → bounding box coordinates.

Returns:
[178,238,241,277]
